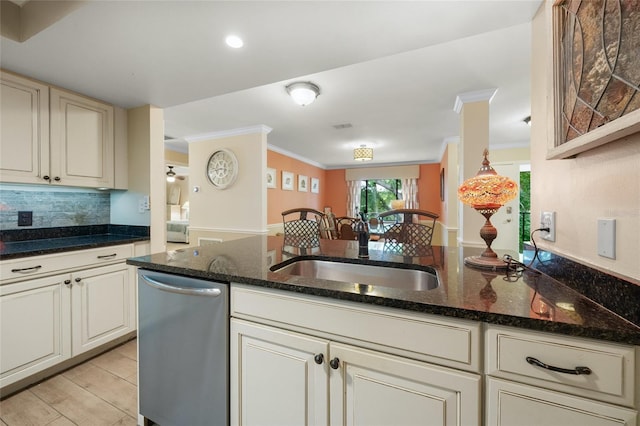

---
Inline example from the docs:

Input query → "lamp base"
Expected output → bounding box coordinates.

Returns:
[464,255,508,270]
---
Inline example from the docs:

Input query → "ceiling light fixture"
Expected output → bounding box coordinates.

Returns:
[523,116,531,126]
[166,165,176,183]
[457,149,518,269]
[353,145,373,162]
[225,35,243,48]
[285,81,320,106]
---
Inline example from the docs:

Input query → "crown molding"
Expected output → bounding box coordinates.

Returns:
[453,88,498,114]
[438,136,460,162]
[184,125,273,143]
[267,144,326,169]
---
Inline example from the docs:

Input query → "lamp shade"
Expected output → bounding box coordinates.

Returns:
[457,149,518,270]
[354,146,373,161]
[286,82,320,106]
[458,151,518,208]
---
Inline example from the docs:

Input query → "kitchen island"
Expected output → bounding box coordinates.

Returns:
[127,234,639,344]
[128,235,640,426]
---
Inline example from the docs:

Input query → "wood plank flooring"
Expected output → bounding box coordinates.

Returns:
[0,339,137,426]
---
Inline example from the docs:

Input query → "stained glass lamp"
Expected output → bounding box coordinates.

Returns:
[458,149,518,269]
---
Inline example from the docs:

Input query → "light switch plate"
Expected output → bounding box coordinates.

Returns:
[597,218,616,259]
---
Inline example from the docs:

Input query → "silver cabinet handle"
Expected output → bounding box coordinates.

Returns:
[97,253,117,259]
[11,265,42,273]
[141,275,222,297]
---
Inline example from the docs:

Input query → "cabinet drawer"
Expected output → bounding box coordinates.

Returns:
[1,244,133,284]
[231,284,481,372]
[486,325,636,407]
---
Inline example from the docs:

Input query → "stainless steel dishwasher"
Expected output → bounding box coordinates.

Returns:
[138,269,228,426]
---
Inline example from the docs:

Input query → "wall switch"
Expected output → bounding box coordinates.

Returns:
[138,196,150,213]
[540,211,556,242]
[597,218,616,259]
[18,211,32,226]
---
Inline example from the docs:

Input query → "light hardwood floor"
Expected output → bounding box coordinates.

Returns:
[0,339,137,426]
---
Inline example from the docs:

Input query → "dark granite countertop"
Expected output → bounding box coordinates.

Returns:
[0,225,150,260]
[126,235,640,346]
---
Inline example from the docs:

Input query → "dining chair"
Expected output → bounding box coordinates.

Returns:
[281,208,325,247]
[377,209,439,253]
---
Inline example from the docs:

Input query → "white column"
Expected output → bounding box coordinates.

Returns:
[453,88,497,248]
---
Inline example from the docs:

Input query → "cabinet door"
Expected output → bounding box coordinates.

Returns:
[0,275,71,388]
[50,88,114,188]
[0,71,49,184]
[231,319,329,426]
[71,263,135,355]
[330,342,481,426]
[486,377,637,426]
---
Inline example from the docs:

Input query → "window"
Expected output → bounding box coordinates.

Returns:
[359,179,402,218]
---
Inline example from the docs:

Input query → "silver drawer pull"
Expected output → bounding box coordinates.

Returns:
[526,356,592,375]
[97,253,117,259]
[11,265,43,273]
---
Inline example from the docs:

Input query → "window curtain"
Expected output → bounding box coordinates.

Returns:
[346,180,361,218]
[402,178,418,209]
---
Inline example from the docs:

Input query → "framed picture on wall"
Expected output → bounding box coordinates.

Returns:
[311,177,319,193]
[282,171,294,191]
[440,168,445,201]
[298,175,308,192]
[266,168,276,189]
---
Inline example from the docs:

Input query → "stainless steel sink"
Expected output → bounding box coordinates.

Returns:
[271,259,439,291]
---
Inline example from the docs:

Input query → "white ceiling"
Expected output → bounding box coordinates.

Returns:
[0,1,540,169]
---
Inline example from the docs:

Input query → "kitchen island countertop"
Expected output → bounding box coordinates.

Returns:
[127,235,640,346]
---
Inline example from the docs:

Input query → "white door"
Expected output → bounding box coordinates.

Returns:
[486,378,637,426]
[491,163,521,253]
[231,319,329,426]
[49,88,114,188]
[0,71,50,184]
[71,263,134,355]
[0,274,71,388]
[330,342,481,426]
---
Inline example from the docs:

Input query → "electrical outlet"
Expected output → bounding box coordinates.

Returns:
[540,211,556,242]
[18,211,32,226]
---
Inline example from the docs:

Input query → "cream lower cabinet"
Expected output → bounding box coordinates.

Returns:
[487,378,637,426]
[70,262,136,355]
[329,342,480,426]
[0,246,136,391]
[231,318,481,426]
[0,274,71,387]
[485,325,638,426]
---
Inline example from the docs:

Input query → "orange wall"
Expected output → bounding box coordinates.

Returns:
[418,163,442,218]
[267,150,326,225]
[267,148,443,224]
[324,169,348,216]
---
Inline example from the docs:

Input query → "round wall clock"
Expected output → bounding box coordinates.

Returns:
[206,149,238,189]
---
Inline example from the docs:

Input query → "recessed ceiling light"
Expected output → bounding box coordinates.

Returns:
[225,35,243,48]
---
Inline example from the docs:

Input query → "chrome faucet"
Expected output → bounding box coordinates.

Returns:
[357,213,369,258]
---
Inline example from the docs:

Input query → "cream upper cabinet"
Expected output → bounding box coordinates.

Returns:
[0,70,116,188]
[0,71,50,184]
[50,88,114,188]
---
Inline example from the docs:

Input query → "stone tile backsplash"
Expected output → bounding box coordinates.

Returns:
[0,189,110,230]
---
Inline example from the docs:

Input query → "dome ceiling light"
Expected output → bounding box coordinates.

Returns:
[285,81,320,106]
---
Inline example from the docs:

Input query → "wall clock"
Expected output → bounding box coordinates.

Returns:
[206,149,238,189]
